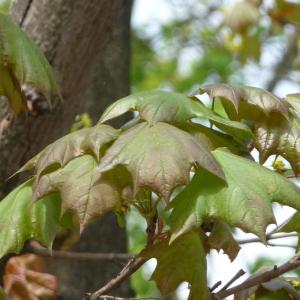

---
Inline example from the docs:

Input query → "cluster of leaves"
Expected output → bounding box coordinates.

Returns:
[1,85,300,299]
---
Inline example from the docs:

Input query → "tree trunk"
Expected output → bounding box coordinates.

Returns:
[0,0,133,299]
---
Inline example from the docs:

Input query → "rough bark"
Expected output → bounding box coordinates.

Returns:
[0,0,133,299]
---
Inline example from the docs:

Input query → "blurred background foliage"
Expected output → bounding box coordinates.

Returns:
[131,0,300,95]
[128,0,300,298]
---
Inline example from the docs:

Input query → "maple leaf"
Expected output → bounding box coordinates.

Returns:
[3,254,58,300]
[207,221,240,261]
[253,96,300,174]
[0,14,59,113]
[254,117,300,174]
[140,231,209,300]
[182,122,250,156]
[170,149,300,242]
[198,84,290,121]
[0,180,61,258]
[98,121,225,200]
[16,124,119,176]
[99,90,252,142]
[33,155,127,231]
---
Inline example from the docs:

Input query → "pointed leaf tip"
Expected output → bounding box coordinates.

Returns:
[140,232,209,300]
[98,122,225,200]
[198,84,290,120]
[170,149,300,241]
[0,180,61,258]
[33,155,124,231]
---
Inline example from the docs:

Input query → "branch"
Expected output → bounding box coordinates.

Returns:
[87,257,148,300]
[266,27,299,92]
[214,252,300,299]
[25,244,132,261]
[209,281,222,292]
[238,232,297,245]
[89,297,157,300]
[217,269,245,292]
[267,242,296,249]
[87,214,158,300]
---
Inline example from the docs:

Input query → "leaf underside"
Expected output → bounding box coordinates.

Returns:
[0,180,61,258]
[140,231,209,300]
[199,83,290,120]
[33,155,125,231]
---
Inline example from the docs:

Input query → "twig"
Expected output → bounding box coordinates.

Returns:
[87,213,159,300]
[87,256,148,300]
[214,252,300,299]
[92,295,158,300]
[267,242,296,249]
[238,232,297,245]
[209,281,222,292]
[25,244,132,261]
[267,216,295,235]
[217,269,245,292]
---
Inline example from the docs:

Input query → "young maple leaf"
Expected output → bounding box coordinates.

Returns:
[0,13,59,113]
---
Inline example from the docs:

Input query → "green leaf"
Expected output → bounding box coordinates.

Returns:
[0,60,25,113]
[98,122,225,200]
[99,90,252,142]
[33,155,125,231]
[0,180,61,258]
[182,122,250,155]
[140,231,209,300]
[17,124,119,177]
[235,277,298,300]
[208,221,240,261]
[170,149,300,242]
[100,90,201,124]
[0,14,59,113]
[199,84,290,121]
[0,0,13,14]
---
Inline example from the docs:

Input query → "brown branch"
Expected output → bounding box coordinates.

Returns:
[217,269,246,292]
[25,244,132,261]
[87,214,158,300]
[238,232,297,245]
[214,252,300,299]
[267,242,296,248]
[94,297,158,300]
[209,281,222,292]
[86,257,148,300]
